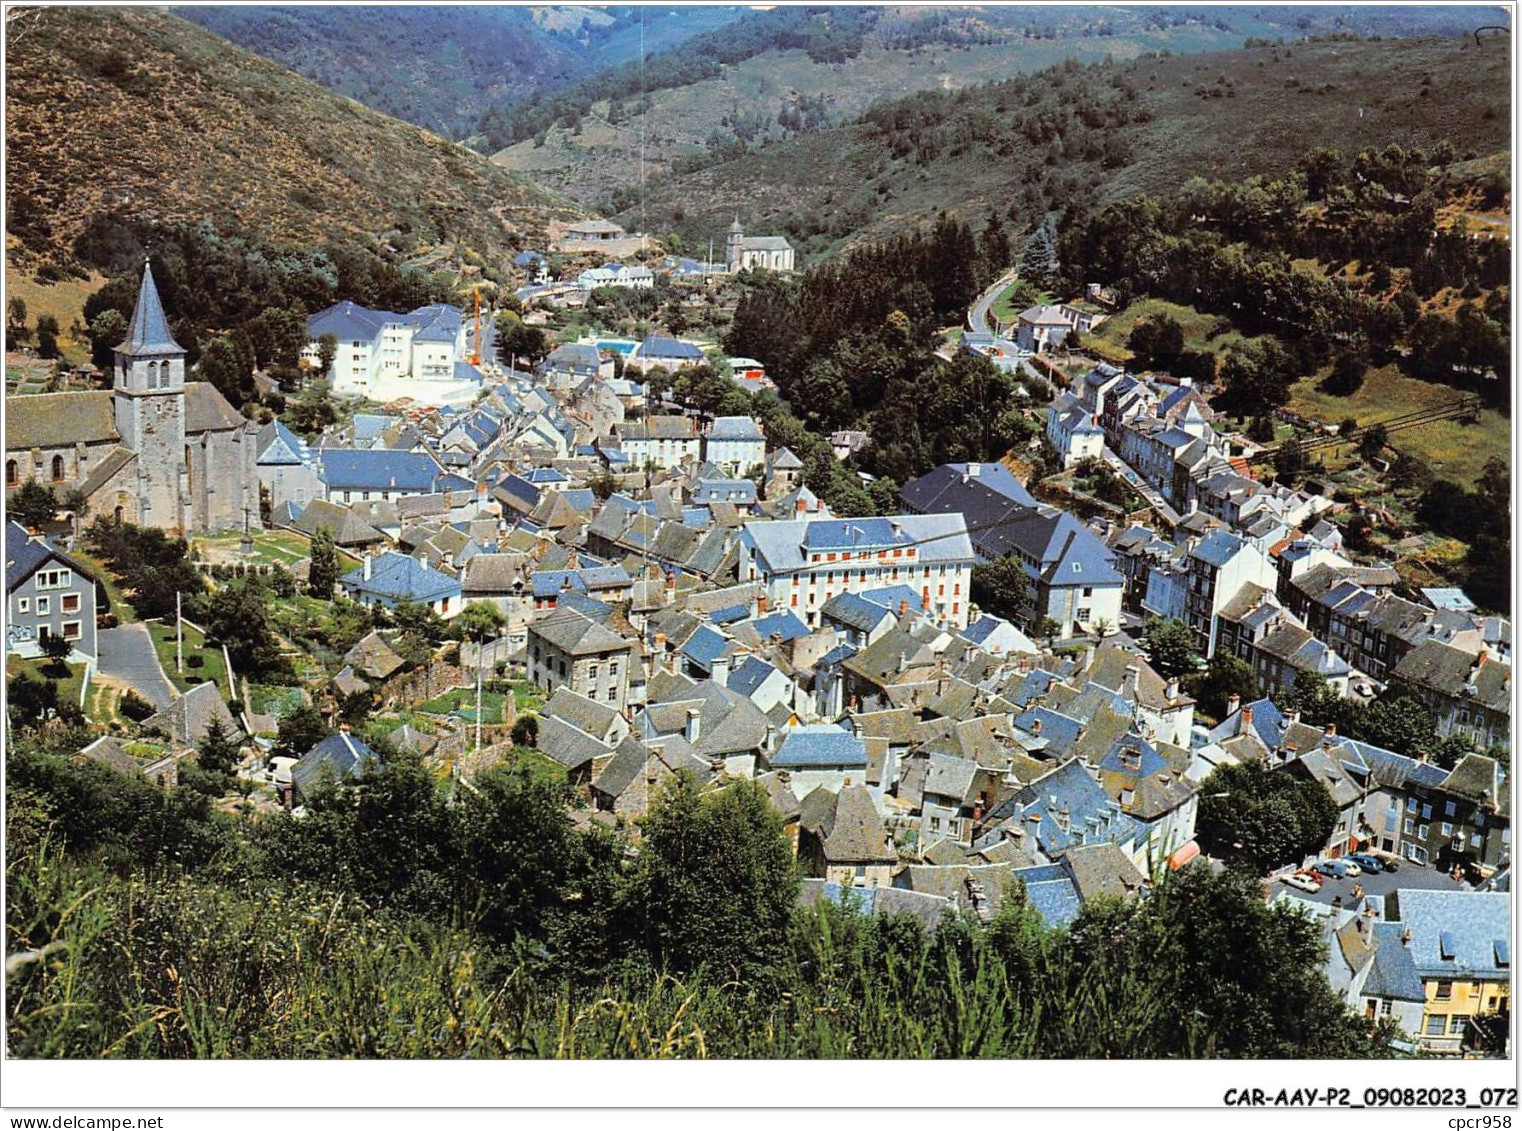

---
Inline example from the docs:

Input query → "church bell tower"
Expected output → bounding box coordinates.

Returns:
[113,262,188,534]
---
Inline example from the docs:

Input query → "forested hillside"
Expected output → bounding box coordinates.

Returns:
[177,5,744,140]
[4,7,583,280]
[491,8,1502,212]
[614,35,1509,256]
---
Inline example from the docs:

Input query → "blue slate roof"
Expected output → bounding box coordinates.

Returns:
[308,300,400,343]
[962,615,1010,646]
[639,335,703,361]
[1097,733,1168,778]
[407,303,463,344]
[5,521,52,591]
[820,592,893,633]
[497,474,542,508]
[1206,697,1287,750]
[707,415,764,440]
[1011,866,1084,928]
[816,642,858,668]
[292,731,378,796]
[560,489,596,514]
[728,655,780,698]
[801,518,914,553]
[858,584,924,615]
[436,473,475,495]
[117,263,183,356]
[1192,529,1247,570]
[772,725,868,768]
[351,413,397,442]
[556,592,615,622]
[1396,889,1512,980]
[750,609,810,643]
[1008,668,1059,709]
[681,625,731,672]
[258,420,307,466]
[1007,760,1142,858]
[1363,922,1427,1002]
[1013,706,1084,755]
[340,552,460,603]
[709,604,749,626]
[318,449,441,493]
[543,343,603,374]
[692,479,758,505]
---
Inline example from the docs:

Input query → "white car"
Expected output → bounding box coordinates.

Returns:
[1340,860,1363,876]
[1281,872,1323,893]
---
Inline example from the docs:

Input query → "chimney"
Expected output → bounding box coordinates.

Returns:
[897,652,908,674]
[1325,723,1336,737]
[1031,717,1043,735]
[685,707,701,744]
[1082,644,1096,671]
[1165,677,1180,701]
[764,723,776,754]
[966,462,981,479]
[1287,707,1301,725]
[665,570,676,596]
[757,592,767,614]
[796,498,807,514]
[1241,705,1253,731]
[363,553,373,581]
[1123,663,1139,699]
[1226,692,1241,716]
[899,599,908,617]
[1402,926,1412,946]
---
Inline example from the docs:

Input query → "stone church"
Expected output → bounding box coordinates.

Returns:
[5,263,260,536]
[726,216,795,274]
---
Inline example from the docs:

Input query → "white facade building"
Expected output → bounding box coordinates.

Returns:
[738,514,976,631]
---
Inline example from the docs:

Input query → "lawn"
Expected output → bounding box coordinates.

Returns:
[248,684,306,719]
[70,548,138,623]
[7,655,86,707]
[148,618,231,697]
[194,529,315,569]
[1287,364,1509,489]
[1083,298,1265,366]
[989,278,1052,328]
[418,686,509,724]
[511,680,546,713]
[510,746,568,786]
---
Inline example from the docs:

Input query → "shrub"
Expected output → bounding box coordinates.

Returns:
[186,655,205,669]
[119,690,155,722]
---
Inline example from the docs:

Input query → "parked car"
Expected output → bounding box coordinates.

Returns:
[1347,853,1384,873]
[1314,860,1349,879]
[1282,872,1322,893]
[1340,859,1363,876]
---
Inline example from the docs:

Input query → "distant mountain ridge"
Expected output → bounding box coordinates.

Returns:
[5,7,584,274]
[607,34,1511,259]
[485,4,1507,213]
[174,5,746,140]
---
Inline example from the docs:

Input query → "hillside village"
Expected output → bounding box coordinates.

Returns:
[2,4,1512,1069]
[7,228,1511,1058]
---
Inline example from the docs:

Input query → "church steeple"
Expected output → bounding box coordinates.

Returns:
[117,261,183,357]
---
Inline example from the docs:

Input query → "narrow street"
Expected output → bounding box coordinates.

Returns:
[96,623,177,710]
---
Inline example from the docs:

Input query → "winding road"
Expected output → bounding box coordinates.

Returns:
[969,270,1018,336]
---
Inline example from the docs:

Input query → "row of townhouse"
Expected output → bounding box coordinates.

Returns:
[608,414,767,474]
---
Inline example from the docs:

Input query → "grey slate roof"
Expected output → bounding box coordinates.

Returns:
[116,263,183,356]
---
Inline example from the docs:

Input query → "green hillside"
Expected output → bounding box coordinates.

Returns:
[4,6,584,279]
[176,5,744,140]
[609,35,1510,258]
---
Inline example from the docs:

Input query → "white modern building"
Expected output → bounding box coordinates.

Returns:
[738,514,976,630]
[304,301,480,404]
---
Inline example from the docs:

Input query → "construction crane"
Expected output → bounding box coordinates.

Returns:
[457,279,498,368]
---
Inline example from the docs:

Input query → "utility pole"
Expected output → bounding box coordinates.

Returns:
[175,590,183,674]
[474,630,485,762]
